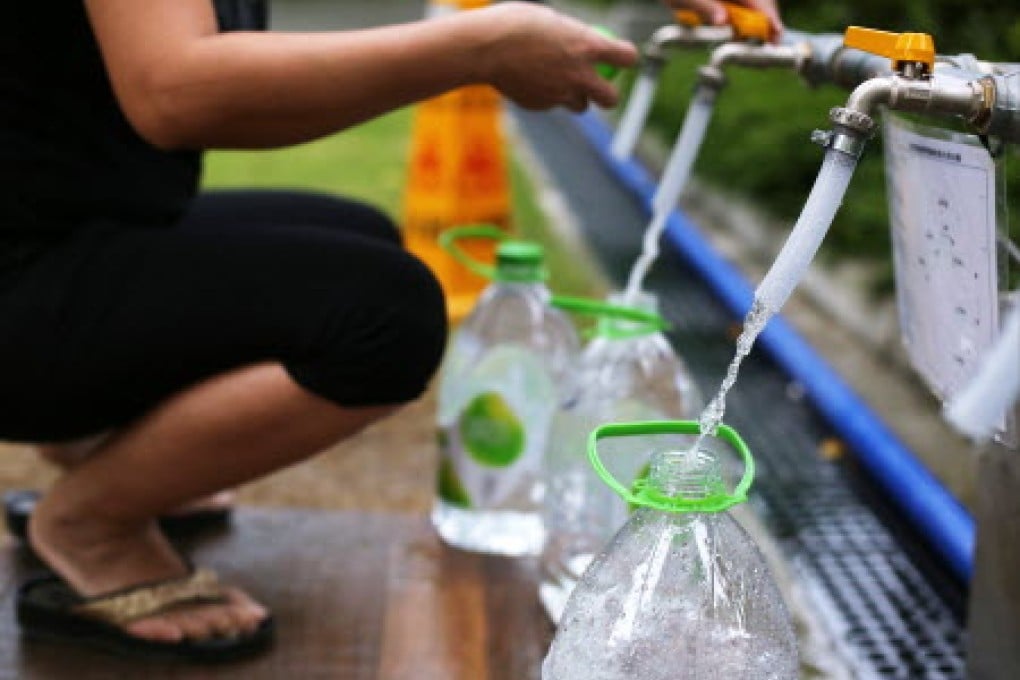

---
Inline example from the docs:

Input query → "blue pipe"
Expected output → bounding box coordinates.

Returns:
[572,109,976,581]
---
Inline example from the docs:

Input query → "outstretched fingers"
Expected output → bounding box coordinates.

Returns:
[573,29,638,110]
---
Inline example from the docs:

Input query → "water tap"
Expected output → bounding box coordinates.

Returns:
[642,2,772,70]
[817,27,1018,157]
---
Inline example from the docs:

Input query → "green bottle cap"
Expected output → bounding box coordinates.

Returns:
[495,240,546,282]
[593,25,621,80]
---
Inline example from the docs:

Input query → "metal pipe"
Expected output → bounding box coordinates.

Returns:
[697,41,808,91]
[644,23,733,62]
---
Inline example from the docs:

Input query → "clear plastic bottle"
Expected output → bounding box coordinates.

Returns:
[543,421,798,680]
[540,291,702,622]
[432,237,579,556]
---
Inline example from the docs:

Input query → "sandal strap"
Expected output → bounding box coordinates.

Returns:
[72,568,225,626]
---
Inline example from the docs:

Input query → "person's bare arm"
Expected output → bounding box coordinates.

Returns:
[85,0,637,150]
[663,0,783,39]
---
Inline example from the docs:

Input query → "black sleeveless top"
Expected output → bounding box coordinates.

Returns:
[0,0,268,271]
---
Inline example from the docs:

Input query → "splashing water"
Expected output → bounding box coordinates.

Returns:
[691,299,771,452]
[624,87,717,302]
[611,68,659,161]
[691,147,861,452]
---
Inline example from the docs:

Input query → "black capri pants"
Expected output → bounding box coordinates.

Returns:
[0,190,448,442]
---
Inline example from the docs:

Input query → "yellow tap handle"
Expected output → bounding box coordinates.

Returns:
[843,26,936,71]
[674,2,773,42]
[674,9,704,26]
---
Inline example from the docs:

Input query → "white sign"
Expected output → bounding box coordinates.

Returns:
[884,114,999,401]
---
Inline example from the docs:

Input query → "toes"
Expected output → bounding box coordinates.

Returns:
[165,608,217,641]
[197,605,239,638]
[126,617,184,643]
[123,588,269,643]
[225,587,269,632]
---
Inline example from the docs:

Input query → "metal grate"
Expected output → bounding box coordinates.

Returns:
[513,107,968,678]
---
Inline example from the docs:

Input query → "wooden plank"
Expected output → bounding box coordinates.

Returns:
[0,508,553,679]
[378,531,491,680]
[483,554,554,680]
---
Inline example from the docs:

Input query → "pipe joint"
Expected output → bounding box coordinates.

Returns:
[697,65,727,91]
[983,71,1020,143]
[811,108,874,159]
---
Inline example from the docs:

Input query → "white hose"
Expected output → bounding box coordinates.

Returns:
[754,148,858,311]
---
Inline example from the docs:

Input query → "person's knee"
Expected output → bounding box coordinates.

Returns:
[346,201,402,246]
[377,255,448,398]
[286,251,447,407]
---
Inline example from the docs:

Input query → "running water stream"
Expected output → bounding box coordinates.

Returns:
[624,87,717,301]
[610,67,659,161]
[690,147,861,452]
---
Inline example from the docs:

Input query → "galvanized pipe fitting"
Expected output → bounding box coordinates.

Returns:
[983,71,1020,143]
[815,107,876,159]
[696,42,808,91]
[842,73,989,125]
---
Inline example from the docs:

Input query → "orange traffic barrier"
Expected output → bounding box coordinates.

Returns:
[403,0,512,322]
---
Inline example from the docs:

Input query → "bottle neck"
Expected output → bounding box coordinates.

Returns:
[597,290,662,339]
[647,449,725,502]
[495,280,549,297]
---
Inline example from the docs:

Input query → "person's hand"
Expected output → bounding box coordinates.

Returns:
[472,2,638,112]
[663,0,783,41]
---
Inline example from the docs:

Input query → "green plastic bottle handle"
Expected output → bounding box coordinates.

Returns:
[588,420,755,514]
[439,225,669,332]
[438,224,517,281]
[550,294,668,334]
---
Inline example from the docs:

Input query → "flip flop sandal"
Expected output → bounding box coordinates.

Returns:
[17,567,274,662]
[4,490,232,542]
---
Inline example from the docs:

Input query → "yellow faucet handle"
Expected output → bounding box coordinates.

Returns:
[674,9,702,26]
[843,26,935,71]
[674,2,773,42]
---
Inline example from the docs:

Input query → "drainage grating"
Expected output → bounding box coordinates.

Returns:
[513,107,968,678]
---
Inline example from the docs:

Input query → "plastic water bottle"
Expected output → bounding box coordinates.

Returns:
[432,230,579,556]
[540,291,702,621]
[543,421,799,679]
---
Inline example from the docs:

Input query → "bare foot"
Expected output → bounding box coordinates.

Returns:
[28,499,266,643]
[38,438,236,517]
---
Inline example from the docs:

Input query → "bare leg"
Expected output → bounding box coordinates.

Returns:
[37,434,236,515]
[29,362,397,642]
[37,433,110,467]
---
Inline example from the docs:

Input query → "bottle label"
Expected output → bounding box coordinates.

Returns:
[436,442,472,507]
[458,391,526,467]
[436,344,556,511]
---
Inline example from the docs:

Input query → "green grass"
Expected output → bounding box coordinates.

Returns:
[202,106,601,298]
[202,109,413,216]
